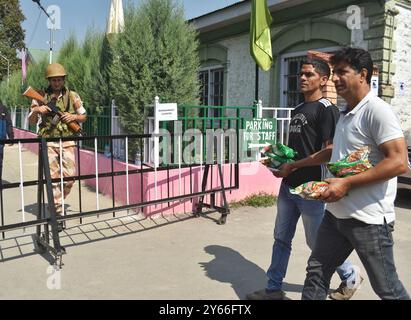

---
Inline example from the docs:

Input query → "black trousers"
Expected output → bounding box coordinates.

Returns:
[302,210,410,300]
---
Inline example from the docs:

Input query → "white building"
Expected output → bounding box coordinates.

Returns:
[191,0,411,145]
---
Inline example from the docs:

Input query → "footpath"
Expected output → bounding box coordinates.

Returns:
[0,144,410,299]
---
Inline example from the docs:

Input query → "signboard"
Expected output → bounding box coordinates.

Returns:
[399,81,406,96]
[371,75,379,96]
[155,103,178,121]
[243,118,277,149]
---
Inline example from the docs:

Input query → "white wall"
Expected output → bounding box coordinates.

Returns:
[220,33,271,108]
[214,8,370,109]
[391,2,411,146]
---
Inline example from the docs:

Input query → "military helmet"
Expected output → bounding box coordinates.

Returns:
[45,63,67,79]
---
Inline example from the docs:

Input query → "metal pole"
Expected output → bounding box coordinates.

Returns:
[49,28,53,64]
[255,64,259,101]
[7,60,9,86]
[32,0,54,64]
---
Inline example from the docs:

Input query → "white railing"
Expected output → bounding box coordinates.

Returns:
[110,100,126,160]
[10,106,31,131]
[257,100,293,146]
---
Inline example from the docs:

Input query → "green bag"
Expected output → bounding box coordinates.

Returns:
[261,143,297,170]
[272,143,298,159]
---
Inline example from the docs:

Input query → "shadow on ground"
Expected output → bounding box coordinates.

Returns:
[0,210,206,265]
[200,244,303,299]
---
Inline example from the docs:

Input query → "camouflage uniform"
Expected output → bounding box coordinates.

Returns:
[31,88,86,215]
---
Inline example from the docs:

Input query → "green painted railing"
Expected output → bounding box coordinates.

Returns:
[12,103,258,161]
[159,104,257,164]
[12,105,112,153]
[82,106,111,152]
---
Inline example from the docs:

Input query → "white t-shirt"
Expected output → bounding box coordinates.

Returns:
[327,91,404,225]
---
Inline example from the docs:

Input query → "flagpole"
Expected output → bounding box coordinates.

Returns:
[255,63,259,101]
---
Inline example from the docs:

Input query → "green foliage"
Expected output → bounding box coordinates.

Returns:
[0,71,23,106]
[110,0,200,136]
[58,30,109,108]
[0,0,25,81]
[0,54,48,107]
[230,192,277,209]
[25,56,48,91]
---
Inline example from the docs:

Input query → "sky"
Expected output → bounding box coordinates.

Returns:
[20,0,243,52]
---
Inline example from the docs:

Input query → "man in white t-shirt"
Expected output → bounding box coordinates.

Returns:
[284,47,410,300]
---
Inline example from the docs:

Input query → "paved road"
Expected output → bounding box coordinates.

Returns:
[0,144,410,300]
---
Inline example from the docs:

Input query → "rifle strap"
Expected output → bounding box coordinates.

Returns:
[63,90,71,113]
[45,87,71,113]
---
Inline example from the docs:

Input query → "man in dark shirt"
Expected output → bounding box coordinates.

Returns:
[0,102,14,180]
[247,58,361,300]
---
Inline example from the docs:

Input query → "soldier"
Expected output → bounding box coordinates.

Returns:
[28,63,87,231]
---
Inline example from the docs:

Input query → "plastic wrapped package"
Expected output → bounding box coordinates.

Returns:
[327,147,373,177]
[290,181,329,200]
[260,143,297,171]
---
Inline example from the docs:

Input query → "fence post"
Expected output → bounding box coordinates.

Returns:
[40,138,65,268]
[153,96,160,169]
[111,99,116,136]
[36,142,45,250]
[10,107,16,127]
[21,106,24,130]
[257,99,263,118]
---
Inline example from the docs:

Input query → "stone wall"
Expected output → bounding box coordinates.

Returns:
[198,0,410,140]
[220,34,271,108]
[325,7,369,48]
[209,7,371,109]
[391,1,411,145]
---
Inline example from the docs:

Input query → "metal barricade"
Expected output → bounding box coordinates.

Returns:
[0,133,239,268]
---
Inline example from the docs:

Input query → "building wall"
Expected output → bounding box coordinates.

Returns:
[325,7,369,49]
[391,1,411,145]
[208,8,365,108]
[220,34,269,107]
[198,1,410,143]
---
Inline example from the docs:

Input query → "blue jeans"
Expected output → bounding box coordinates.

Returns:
[302,211,410,300]
[266,182,355,291]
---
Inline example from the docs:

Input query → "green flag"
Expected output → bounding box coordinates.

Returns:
[250,0,273,71]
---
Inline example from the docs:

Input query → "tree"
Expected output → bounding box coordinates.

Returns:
[58,30,108,108]
[110,0,200,136]
[0,0,25,82]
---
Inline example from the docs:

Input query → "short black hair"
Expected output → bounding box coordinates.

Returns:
[301,58,331,78]
[330,47,373,84]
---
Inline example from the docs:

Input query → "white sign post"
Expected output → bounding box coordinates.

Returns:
[155,102,178,121]
[153,97,178,168]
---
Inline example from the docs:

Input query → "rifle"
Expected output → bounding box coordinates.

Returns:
[22,86,82,134]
